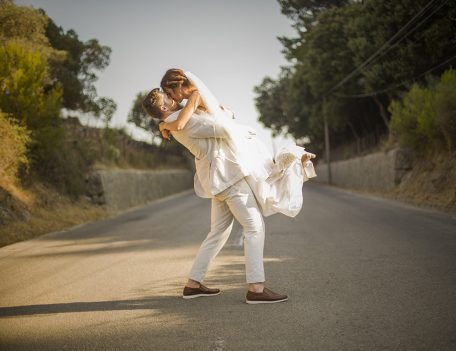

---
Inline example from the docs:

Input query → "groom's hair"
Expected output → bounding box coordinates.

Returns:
[142,88,164,119]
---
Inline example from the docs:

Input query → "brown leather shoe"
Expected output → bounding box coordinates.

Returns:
[182,284,221,299]
[245,287,288,304]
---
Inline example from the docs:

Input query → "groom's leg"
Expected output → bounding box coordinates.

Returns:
[187,197,234,283]
[222,179,265,284]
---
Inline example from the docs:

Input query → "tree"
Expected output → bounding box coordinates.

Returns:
[435,70,456,153]
[1,0,48,47]
[0,110,30,185]
[0,40,63,165]
[0,1,118,197]
[389,69,456,153]
[94,97,117,126]
[42,12,115,118]
[277,0,350,60]
[255,0,456,156]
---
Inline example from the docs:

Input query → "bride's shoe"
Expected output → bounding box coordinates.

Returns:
[275,148,316,173]
[299,151,317,179]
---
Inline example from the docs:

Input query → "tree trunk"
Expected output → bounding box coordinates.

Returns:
[323,100,332,185]
[372,95,390,130]
[347,120,361,155]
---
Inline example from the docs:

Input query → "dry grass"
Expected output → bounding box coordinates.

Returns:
[0,182,113,248]
[318,145,456,216]
[0,176,34,206]
[385,149,456,215]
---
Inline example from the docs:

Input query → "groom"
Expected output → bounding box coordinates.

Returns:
[142,88,289,304]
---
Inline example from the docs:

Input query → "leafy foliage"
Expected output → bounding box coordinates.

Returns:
[1,1,46,48]
[435,70,456,152]
[0,110,31,183]
[43,14,116,120]
[256,0,456,155]
[0,40,63,162]
[0,1,119,198]
[389,83,438,149]
[389,69,456,152]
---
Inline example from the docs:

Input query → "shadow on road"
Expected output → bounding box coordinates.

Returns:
[0,298,171,318]
[0,256,290,318]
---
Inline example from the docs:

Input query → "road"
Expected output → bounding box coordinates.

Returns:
[1,183,455,351]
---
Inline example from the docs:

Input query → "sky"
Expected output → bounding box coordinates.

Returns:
[16,0,296,151]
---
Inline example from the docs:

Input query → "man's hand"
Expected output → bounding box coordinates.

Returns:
[159,122,171,140]
[161,129,171,140]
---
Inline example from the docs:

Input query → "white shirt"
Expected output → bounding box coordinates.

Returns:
[165,110,249,198]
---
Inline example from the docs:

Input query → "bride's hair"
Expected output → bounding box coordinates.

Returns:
[160,68,193,92]
[160,68,207,112]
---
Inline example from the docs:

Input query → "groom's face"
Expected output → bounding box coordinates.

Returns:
[161,92,179,114]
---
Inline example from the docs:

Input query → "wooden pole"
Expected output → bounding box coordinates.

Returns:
[323,98,332,185]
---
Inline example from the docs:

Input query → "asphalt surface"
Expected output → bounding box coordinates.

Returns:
[1,183,455,351]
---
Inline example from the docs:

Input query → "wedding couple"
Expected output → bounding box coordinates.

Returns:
[142,69,316,304]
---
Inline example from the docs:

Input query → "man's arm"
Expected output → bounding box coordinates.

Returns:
[177,115,230,139]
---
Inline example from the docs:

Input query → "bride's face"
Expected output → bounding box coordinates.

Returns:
[165,86,190,103]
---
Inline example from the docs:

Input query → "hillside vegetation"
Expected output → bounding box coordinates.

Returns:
[0,1,187,246]
[255,0,456,158]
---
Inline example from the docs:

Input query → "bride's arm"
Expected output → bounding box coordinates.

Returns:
[160,91,201,133]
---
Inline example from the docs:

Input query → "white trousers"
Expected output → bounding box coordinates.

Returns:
[188,178,266,284]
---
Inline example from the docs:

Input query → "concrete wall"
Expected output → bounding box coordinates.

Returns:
[314,148,413,192]
[86,169,193,210]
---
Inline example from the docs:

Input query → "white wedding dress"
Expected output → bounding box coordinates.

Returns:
[185,71,317,217]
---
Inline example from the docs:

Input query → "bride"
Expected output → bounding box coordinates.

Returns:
[158,68,317,217]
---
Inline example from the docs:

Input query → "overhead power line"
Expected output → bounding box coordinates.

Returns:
[359,0,449,74]
[333,54,456,98]
[324,0,441,97]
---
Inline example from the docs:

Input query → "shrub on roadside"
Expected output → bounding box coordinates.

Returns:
[0,40,64,169]
[389,84,439,150]
[0,110,30,184]
[434,69,456,153]
[389,69,456,153]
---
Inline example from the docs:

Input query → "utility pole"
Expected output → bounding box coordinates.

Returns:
[323,98,332,185]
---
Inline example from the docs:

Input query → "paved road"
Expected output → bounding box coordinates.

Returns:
[1,183,455,351]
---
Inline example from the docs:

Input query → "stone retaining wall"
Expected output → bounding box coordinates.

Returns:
[314,148,414,192]
[86,169,193,210]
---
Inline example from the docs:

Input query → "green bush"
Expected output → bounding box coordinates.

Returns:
[0,110,30,183]
[435,69,456,152]
[0,40,63,164]
[389,69,456,152]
